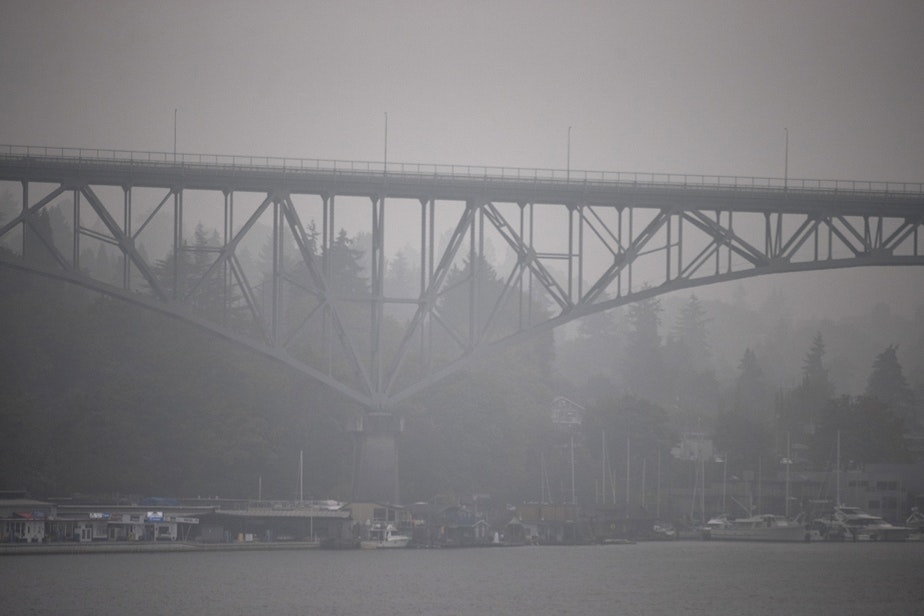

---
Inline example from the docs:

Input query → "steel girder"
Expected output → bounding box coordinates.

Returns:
[1,150,923,411]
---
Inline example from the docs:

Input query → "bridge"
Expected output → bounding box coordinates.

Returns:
[2,145,923,502]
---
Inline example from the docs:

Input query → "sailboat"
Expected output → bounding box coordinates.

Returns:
[807,431,911,541]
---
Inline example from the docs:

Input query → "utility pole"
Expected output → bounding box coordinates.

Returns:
[784,127,789,191]
[567,125,572,181]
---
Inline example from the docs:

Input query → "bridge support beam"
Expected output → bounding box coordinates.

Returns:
[351,412,403,504]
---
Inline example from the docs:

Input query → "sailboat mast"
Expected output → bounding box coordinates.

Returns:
[625,436,631,507]
[836,430,841,506]
[602,430,607,505]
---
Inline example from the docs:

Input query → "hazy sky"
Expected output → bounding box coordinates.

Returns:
[2,0,922,318]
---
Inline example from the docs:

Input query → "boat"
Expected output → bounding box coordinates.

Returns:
[701,513,810,542]
[813,506,911,542]
[360,523,411,549]
[906,508,924,541]
[651,521,677,540]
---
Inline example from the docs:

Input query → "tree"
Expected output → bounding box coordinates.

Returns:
[777,332,834,439]
[802,332,834,401]
[714,347,773,474]
[713,410,772,472]
[668,294,711,366]
[622,294,664,403]
[324,228,368,296]
[663,295,719,418]
[734,348,770,422]
[865,345,916,426]
[810,395,910,467]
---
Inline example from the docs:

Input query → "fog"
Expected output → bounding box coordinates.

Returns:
[3,1,923,318]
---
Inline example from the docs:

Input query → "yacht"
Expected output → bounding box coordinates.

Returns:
[816,506,911,542]
[702,513,810,542]
[360,523,411,549]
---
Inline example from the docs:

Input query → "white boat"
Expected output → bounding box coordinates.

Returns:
[905,508,924,541]
[702,514,810,542]
[360,523,411,549]
[821,506,911,542]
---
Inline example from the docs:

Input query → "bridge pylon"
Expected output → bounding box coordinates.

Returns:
[350,412,403,504]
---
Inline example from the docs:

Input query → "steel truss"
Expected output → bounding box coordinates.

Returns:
[2,148,923,412]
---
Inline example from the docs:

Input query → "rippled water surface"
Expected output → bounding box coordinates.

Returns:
[4,541,924,615]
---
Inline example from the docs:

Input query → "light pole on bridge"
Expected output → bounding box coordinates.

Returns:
[784,127,789,191]
[567,125,571,182]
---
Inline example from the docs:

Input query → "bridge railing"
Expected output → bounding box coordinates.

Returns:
[2,144,922,195]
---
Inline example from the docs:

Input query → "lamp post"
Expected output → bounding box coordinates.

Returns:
[384,112,388,175]
[567,126,572,182]
[783,127,788,191]
[173,108,177,163]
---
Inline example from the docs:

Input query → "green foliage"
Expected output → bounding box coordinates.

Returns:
[809,395,910,466]
[0,265,354,499]
[734,348,770,421]
[623,294,664,402]
[865,344,916,424]
[776,332,834,438]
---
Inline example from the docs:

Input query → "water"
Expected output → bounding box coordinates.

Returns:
[3,542,923,615]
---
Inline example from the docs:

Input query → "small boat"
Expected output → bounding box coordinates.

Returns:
[905,508,924,541]
[360,523,411,549]
[651,521,677,540]
[815,506,911,542]
[702,513,810,542]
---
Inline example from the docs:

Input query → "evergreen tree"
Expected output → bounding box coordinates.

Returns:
[810,395,910,467]
[325,228,368,296]
[662,295,719,418]
[623,294,663,403]
[865,345,916,427]
[777,332,834,440]
[734,348,769,421]
[667,294,711,366]
[802,332,834,399]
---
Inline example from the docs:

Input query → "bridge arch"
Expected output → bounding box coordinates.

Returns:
[2,145,923,411]
[3,146,922,501]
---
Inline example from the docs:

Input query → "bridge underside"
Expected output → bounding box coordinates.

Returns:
[2,152,923,418]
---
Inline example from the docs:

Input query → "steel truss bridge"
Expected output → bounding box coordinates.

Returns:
[2,146,923,412]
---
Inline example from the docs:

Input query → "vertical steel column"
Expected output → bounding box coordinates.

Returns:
[577,204,584,300]
[371,195,385,396]
[616,207,623,298]
[567,204,574,301]
[468,200,477,348]
[726,211,733,274]
[172,189,182,300]
[122,186,132,290]
[322,194,333,375]
[271,196,281,344]
[665,213,672,282]
[222,191,232,325]
[517,203,526,327]
[527,202,535,325]
[627,207,634,293]
[775,213,783,258]
[677,211,683,280]
[19,181,27,258]
[424,198,434,372]
[73,187,80,270]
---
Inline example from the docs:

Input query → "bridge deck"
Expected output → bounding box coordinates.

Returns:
[2,145,922,215]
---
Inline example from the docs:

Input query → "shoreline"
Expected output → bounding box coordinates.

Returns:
[0,540,322,556]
